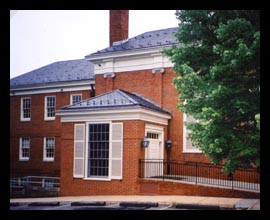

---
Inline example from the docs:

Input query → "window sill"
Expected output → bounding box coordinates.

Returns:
[19,158,29,161]
[43,159,54,162]
[20,119,31,122]
[44,117,55,121]
[83,177,111,181]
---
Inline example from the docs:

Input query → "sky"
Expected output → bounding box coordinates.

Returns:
[10,10,179,79]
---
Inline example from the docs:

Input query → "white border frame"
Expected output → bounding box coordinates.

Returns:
[44,96,56,121]
[43,137,55,162]
[84,121,112,181]
[182,113,202,153]
[20,97,31,121]
[70,94,82,105]
[19,137,30,161]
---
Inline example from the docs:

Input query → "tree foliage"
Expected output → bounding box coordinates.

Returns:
[164,10,260,173]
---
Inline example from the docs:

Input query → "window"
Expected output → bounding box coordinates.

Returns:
[20,97,31,121]
[44,137,55,161]
[45,96,56,120]
[19,137,30,160]
[70,94,82,105]
[183,114,202,153]
[73,122,123,180]
[147,132,159,139]
[87,123,110,178]
[42,179,54,189]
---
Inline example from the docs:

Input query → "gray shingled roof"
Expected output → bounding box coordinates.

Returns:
[87,27,179,56]
[10,59,95,89]
[61,89,171,115]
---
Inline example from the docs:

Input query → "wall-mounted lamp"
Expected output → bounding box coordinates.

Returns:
[165,139,172,150]
[141,137,150,148]
[152,68,165,74]
[104,72,115,78]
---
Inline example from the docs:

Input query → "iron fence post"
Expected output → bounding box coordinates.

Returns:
[195,162,198,184]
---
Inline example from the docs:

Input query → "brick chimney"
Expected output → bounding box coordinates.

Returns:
[110,10,129,46]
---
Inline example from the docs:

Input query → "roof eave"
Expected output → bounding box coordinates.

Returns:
[85,43,179,63]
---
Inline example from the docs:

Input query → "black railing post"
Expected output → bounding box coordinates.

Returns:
[195,162,198,184]
[167,150,171,175]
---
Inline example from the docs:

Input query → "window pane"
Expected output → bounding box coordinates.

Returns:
[46,97,56,117]
[20,137,30,159]
[45,137,55,159]
[88,124,109,177]
[72,95,82,104]
[22,98,31,119]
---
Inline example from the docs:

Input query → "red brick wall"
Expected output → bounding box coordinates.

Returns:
[95,68,210,163]
[140,179,259,199]
[60,120,147,196]
[10,90,90,178]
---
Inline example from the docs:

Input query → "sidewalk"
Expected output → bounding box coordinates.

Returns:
[10,195,260,210]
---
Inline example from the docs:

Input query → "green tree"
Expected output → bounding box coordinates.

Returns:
[164,10,260,173]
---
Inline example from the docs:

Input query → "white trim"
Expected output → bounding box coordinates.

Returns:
[70,94,82,105]
[10,80,95,96]
[83,177,111,181]
[43,137,55,162]
[19,137,30,161]
[57,107,171,125]
[145,124,164,133]
[86,46,174,75]
[183,113,202,153]
[20,97,31,121]
[44,96,56,121]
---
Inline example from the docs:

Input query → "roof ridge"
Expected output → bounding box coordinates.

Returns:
[117,89,138,104]
[134,26,178,36]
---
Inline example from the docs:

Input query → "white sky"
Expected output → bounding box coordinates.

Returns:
[10,10,179,79]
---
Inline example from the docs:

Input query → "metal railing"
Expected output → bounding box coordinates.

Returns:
[10,176,60,195]
[139,159,260,192]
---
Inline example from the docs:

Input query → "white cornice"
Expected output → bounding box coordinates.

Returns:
[56,107,171,125]
[86,46,174,74]
[10,79,95,96]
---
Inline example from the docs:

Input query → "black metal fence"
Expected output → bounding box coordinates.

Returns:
[139,159,260,191]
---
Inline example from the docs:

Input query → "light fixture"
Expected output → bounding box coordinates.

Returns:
[141,137,150,148]
[165,140,172,150]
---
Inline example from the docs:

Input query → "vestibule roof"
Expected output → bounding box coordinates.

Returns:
[61,89,170,115]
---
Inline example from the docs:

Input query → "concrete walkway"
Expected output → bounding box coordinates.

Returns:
[10,195,260,210]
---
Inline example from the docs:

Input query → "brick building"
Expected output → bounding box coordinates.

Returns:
[10,10,259,198]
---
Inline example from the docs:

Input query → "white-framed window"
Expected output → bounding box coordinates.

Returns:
[19,137,30,160]
[44,96,56,120]
[147,132,159,139]
[73,122,123,180]
[43,137,55,161]
[42,179,54,188]
[20,97,31,121]
[70,94,82,105]
[87,123,110,178]
[183,114,202,153]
